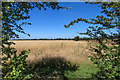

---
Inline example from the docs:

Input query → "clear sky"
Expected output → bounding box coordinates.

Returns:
[17,2,103,39]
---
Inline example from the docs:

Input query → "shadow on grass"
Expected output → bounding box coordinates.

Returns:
[27,56,79,80]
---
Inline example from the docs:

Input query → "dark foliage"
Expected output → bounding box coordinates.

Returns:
[74,36,79,41]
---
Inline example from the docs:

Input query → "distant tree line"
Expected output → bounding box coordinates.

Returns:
[11,37,96,41]
[12,38,74,40]
[11,36,118,41]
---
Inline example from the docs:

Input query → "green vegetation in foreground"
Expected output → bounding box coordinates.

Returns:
[25,57,98,79]
[65,63,99,78]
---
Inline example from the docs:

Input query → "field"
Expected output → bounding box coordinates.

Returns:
[10,40,98,78]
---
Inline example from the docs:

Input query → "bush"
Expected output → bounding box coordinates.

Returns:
[74,36,79,41]
[2,50,32,80]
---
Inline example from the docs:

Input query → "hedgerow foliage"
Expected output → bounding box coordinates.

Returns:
[2,2,70,79]
[65,2,120,79]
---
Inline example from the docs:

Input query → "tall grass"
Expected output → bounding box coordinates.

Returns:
[11,40,91,64]
[10,40,98,78]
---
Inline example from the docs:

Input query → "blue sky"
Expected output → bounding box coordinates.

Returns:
[18,2,103,39]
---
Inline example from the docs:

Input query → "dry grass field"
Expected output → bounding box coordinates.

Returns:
[11,40,94,65]
[8,40,99,78]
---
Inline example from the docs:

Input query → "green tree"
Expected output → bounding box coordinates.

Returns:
[2,2,70,79]
[74,36,79,41]
[65,2,120,79]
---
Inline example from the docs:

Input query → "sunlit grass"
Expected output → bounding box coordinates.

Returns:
[65,63,99,78]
